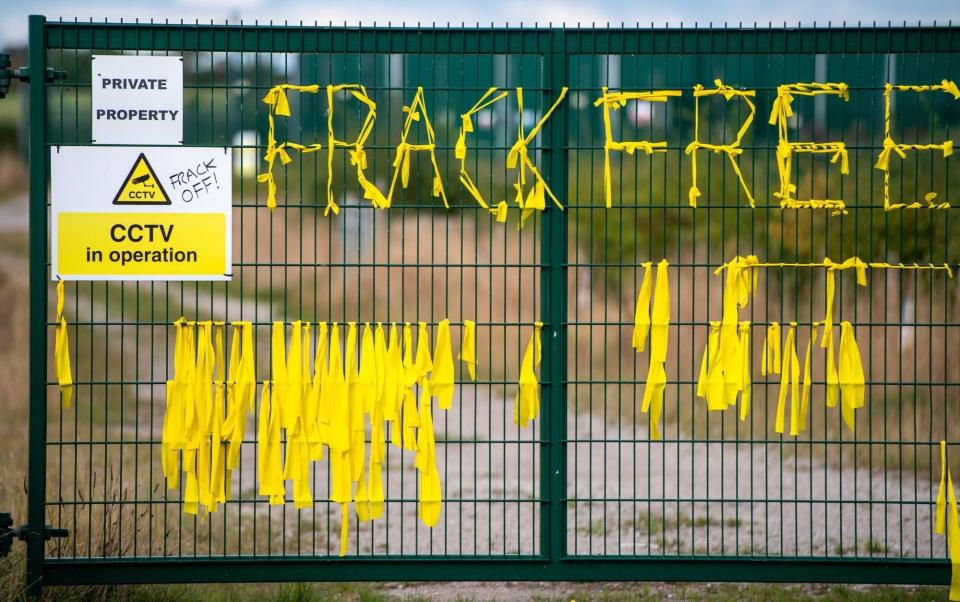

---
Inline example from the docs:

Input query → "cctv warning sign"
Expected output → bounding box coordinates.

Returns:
[51,146,232,281]
[113,153,171,204]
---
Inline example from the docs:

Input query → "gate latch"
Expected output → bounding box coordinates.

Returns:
[0,512,68,557]
[0,54,68,99]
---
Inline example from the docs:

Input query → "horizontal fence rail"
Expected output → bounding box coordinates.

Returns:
[26,14,960,594]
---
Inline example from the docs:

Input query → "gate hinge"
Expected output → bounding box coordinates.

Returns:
[0,512,68,557]
[0,54,68,99]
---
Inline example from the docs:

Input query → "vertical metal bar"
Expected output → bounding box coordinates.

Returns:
[540,27,568,563]
[26,13,49,599]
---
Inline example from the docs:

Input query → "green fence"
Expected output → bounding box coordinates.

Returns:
[24,15,960,594]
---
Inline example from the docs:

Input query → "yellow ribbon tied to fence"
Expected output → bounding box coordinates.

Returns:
[772,323,800,436]
[257,381,285,506]
[355,323,376,521]
[399,323,421,451]
[640,260,670,439]
[459,319,478,381]
[514,322,543,428]
[327,84,385,213]
[54,281,73,409]
[431,319,456,410]
[457,87,511,222]
[416,379,443,527]
[876,80,959,211]
[685,80,757,208]
[936,440,960,601]
[223,322,256,481]
[632,262,653,352]
[324,322,353,556]
[761,322,781,377]
[307,321,328,461]
[385,324,403,444]
[696,322,725,411]
[836,321,865,433]
[163,318,194,490]
[508,87,568,228]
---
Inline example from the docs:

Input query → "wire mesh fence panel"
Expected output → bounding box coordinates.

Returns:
[26,18,960,589]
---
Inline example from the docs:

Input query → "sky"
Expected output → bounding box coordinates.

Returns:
[1,0,959,47]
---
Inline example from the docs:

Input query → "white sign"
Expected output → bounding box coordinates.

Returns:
[91,55,183,145]
[51,146,232,281]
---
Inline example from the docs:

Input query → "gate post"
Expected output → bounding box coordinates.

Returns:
[539,27,568,565]
[25,13,48,599]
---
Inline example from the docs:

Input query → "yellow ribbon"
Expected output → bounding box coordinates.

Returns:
[458,88,510,222]
[936,440,960,600]
[876,81,959,211]
[329,84,384,213]
[640,260,670,439]
[774,323,800,436]
[632,262,653,352]
[163,318,192,490]
[458,320,477,381]
[54,281,73,408]
[685,80,757,208]
[768,82,850,214]
[257,84,324,210]
[508,87,568,228]
[762,322,781,377]
[696,322,725,411]
[430,319,456,410]
[416,381,443,527]
[399,323,421,451]
[837,321,865,434]
[307,321,327,461]
[594,87,682,209]
[387,87,448,209]
[738,321,752,422]
[207,324,227,513]
[223,322,255,479]
[325,322,352,556]
[344,323,366,487]
[514,322,543,428]
[798,324,818,434]
[257,381,285,506]
[385,323,403,433]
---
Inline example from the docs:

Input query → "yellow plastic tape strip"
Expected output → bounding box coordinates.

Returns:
[838,321,865,434]
[307,321,327,461]
[650,260,670,363]
[936,440,960,600]
[640,360,666,440]
[514,322,543,428]
[798,324,817,433]
[416,381,443,527]
[696,322,725,411]
[54,280,73,408]
[761,322,781,377]
[768,82,850,214]
[632,262,653,352]
[387,87,448,209]
[458,88,511,221]
[326,84,385,214]
[738,321,751,422]
[876,81,959,211]
[685,80,757,208]
[431,319,455,410]
[774,323,800,435]
[594,87,682,209]
[458,319,477,381]
[400,323,420,451]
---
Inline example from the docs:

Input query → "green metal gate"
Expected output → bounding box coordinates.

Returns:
[22,14,960,594]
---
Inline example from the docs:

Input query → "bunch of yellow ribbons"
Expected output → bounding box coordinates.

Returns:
[163,318,477,556]
[632,260,671,439]
[163,319,256,515]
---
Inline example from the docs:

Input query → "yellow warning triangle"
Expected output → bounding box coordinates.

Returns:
[113,153,171,205]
